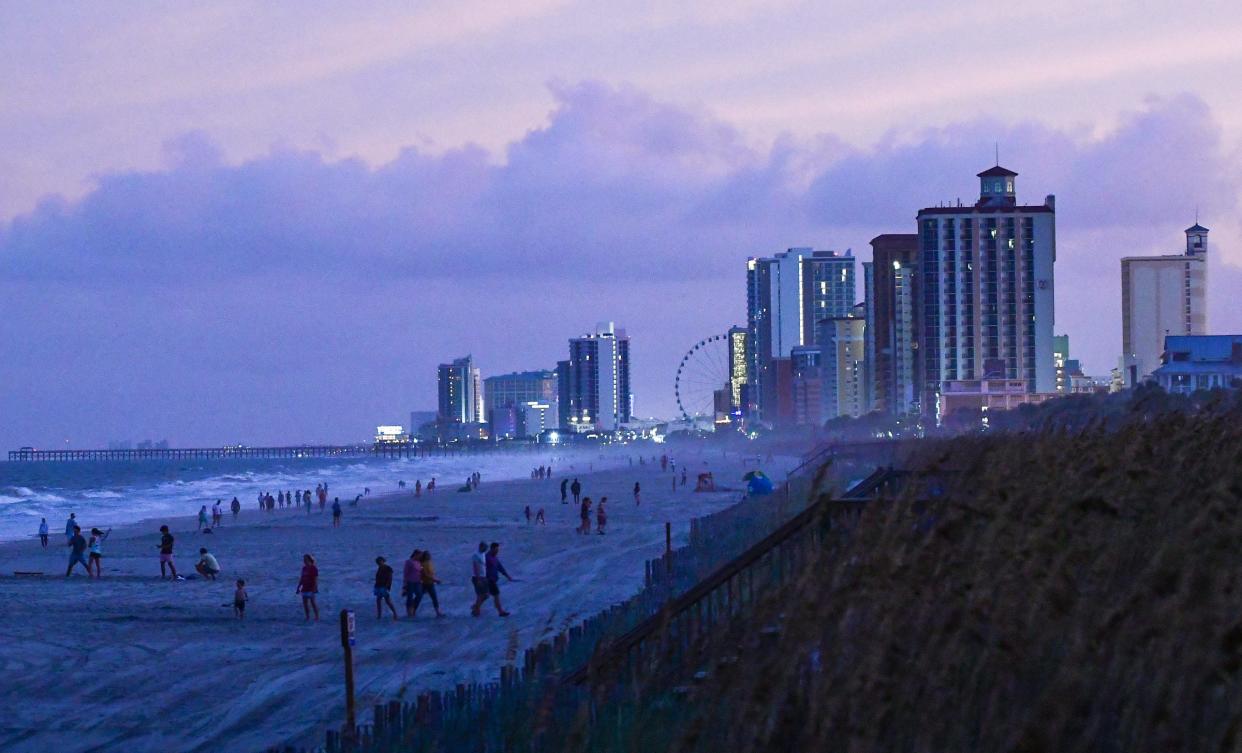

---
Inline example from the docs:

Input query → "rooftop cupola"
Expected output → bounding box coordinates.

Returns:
[1185,221,1209,257]
[976,165,1018,207]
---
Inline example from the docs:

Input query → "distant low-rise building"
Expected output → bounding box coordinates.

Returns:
[937,378,1056,419]
[1152,335,1242,394]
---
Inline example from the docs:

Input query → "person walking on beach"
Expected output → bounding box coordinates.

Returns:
[469,542,488,617]
[65,513,77,543]
[560,478,568,504]
[234,579,248,620]
[38,518,49,548]
[633,482,641,506]
[402,550,423,617]
[524,505,531,524]
[158,525,179,579]
[596,498,608,535]
[297,554,319,621]
[414,551,444,618]
[415,479,422,498]
[66,526,89,577]
[331,498,342,527]
[231,497,241,520]
[484,542,513,617]
[681,468,687,487]
[196,547,221,580]
[578,497,592,535]
[305,492,312,515]
[197,506,209,531]
[212,500,223,527]
[88,527,109,577]
[373,556,399,620]
[570,478,581,505]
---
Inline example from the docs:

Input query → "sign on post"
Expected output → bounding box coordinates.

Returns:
[340,609,357,734]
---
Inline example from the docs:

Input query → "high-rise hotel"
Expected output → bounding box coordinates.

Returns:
[915,166,1057,413]
[1120,223,1208,386]
[746,248,855,421]
[559,322,632,432]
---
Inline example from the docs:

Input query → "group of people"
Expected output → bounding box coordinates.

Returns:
[529,465,553,479]
[50,513,110,578]
[198,499,240,530]
[257,484,332,514]
[293,540,516,623]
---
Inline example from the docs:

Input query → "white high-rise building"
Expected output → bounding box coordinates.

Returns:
[565,323,632,432]
[1120,223,1208,386]
[916,165,1057,413]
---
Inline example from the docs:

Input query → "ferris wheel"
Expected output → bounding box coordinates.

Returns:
[674,334,732,423]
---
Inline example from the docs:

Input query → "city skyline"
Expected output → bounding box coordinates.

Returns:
[3,2,1242,448]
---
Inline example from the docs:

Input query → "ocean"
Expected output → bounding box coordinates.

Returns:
[0,451,572,543]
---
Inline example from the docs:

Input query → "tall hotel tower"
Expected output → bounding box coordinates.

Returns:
[1120,223,1208,386]
[915,166,1056,413]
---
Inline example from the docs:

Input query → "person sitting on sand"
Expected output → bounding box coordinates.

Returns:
[234,579,248,620]
[158,525,178,579]
[196,547,221,580]
[66,525,89,577]
[374,556,398,620]
[297,554,319,621]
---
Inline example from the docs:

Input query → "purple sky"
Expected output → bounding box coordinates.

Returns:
[3,1,1242,448]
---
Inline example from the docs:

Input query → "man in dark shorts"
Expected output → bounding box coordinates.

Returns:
[374,556,398,620]
[484,541,514,617]
[570,478,581,504]
[66,526,89,577]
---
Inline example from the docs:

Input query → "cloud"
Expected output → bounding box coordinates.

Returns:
[1,82,1240,446]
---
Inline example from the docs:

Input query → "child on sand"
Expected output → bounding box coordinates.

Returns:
[158,525,179,579]
[297,554,319,621]
[234,579,248,620]
[374,556,398,620]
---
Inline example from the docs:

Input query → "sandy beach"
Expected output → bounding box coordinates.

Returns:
[0,447,793,752]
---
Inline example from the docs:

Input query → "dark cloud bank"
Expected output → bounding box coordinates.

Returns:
[2,82,1239,447]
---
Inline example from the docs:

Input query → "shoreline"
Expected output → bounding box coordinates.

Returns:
[0,446,794,752]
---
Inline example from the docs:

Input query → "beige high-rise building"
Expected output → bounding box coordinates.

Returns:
[1120,223,1208,386]
[819,315,867,420]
